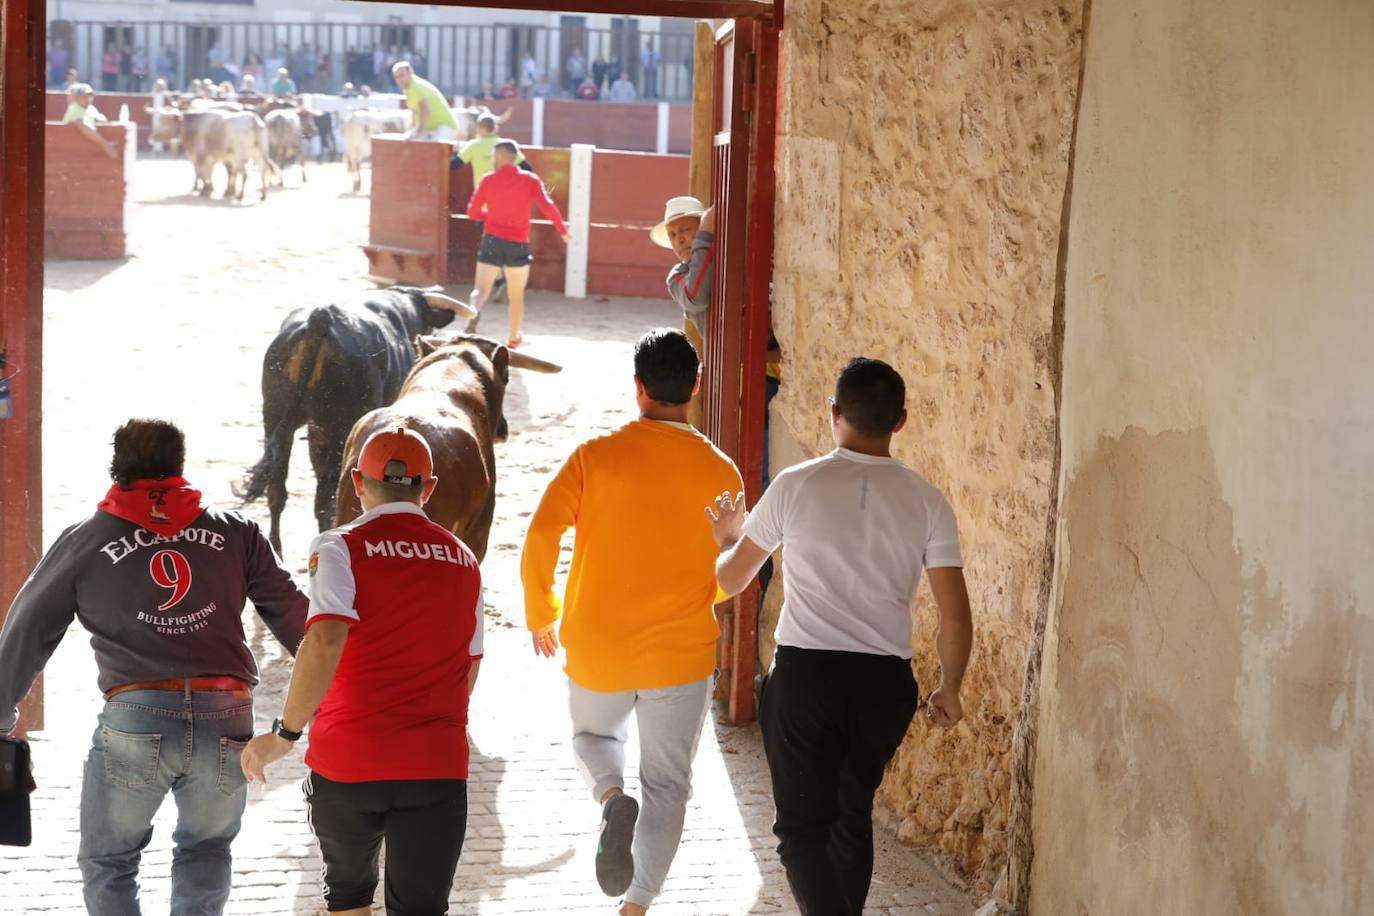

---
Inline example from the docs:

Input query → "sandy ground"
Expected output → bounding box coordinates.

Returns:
[2,158,974,914]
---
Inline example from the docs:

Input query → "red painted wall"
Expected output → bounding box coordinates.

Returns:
[364,138,451,285]
[44,122,128,260]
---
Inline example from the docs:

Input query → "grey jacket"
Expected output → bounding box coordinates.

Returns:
[0,505,307,732]
[666,230,715,333]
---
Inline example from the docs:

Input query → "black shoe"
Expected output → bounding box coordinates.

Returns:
[595,792,638,896]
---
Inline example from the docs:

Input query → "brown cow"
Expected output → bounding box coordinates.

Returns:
[333,334,560,561]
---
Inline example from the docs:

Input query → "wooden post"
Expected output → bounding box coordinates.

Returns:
[0,0,48,733]
[689,20,715,202]
[564,143,594,298]
[728,19,781,725]
[685,19,716,431]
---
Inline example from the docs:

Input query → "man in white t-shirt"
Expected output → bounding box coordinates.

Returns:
[706,357,974,916]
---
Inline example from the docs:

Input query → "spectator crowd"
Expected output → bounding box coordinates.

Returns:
[49,34,688,105]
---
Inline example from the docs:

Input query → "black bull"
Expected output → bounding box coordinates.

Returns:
[236,286,474,553]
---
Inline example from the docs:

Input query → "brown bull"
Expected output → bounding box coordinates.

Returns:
[333,334,561,561]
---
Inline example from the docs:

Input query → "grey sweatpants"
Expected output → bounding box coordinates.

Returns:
[569,675,713,906]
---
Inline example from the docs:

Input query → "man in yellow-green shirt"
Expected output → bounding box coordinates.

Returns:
[456,114,525,185]
[392,60,458,141]
[521,328,741,914]
[62,83,118,159]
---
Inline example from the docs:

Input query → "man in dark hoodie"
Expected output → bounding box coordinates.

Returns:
[0,418,308,916]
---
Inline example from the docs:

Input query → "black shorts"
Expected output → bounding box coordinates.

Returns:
[304,770,467,914]
[478,233,533,268]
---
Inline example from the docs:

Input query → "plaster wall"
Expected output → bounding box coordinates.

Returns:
[1032,1,1374,913]
[770,0,1084,887]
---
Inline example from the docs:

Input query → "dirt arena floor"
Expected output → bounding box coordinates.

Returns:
[1,157,974,914]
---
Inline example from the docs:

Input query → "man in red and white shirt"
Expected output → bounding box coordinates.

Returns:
[465,139,568,349]
[241,427,484,916]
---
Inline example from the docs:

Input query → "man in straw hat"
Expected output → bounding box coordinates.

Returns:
[652,197,715,336]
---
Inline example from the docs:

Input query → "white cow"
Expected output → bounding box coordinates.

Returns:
[148,107,280,201]
[342,105,514,193]
[342,108,412,193]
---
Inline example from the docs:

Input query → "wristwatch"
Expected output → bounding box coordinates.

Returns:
[271,717,303,743]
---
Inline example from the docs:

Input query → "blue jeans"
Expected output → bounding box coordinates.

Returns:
[79,688,254,916]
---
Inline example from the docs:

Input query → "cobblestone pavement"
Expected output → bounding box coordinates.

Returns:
[0,160,973,915]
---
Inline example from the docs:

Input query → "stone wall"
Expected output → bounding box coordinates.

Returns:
[769,0,1085,890]
[1031,1,1374,912]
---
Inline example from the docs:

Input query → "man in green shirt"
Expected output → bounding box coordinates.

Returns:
[271,68,298,96]
[62,83,118,159]
[456,114,525,184]
[393,61,459,141]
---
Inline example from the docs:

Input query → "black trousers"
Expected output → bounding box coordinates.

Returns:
[304,771,467,915]
[760,646,920,916]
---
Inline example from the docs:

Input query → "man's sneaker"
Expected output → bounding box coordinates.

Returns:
[595,792,639,896]
[464,310,481,335]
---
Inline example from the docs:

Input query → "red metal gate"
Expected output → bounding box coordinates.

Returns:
[704,17,780,724]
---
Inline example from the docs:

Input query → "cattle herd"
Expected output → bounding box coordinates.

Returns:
[147,95,510,200]
[146,101,545,555]
[235,286,561,560]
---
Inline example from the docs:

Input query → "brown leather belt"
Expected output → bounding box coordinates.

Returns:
[104,676,252,700]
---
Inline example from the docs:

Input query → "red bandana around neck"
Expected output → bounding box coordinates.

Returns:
[98,477,205,536]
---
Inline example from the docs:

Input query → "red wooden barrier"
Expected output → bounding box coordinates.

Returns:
[587,226,673,298]
[668,104,693,156]
[461,97,690,154]
[544,101,660,152]
[589,150,689,226]
[47,91,155,149]
[44,122,129,260]
[585,150,690,298]
[363,137,450,285]
[376,139,688,298]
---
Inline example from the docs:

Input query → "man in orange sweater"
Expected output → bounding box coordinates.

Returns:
[521,328,741,914]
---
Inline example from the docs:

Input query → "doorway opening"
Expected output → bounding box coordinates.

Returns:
[0,0,779,732]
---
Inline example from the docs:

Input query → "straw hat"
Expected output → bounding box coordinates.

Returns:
[650,196,706,248]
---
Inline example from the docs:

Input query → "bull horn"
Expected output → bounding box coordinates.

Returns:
[422,292,477,319]
[508,351,562,374]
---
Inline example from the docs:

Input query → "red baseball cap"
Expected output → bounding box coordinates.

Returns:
[358,427,434,486]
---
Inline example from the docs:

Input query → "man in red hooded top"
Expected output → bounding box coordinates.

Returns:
[0,418,307,916]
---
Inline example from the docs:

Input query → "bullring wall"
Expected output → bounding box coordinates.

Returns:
[1030,1,1374,913]
[768,0,1084,891]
